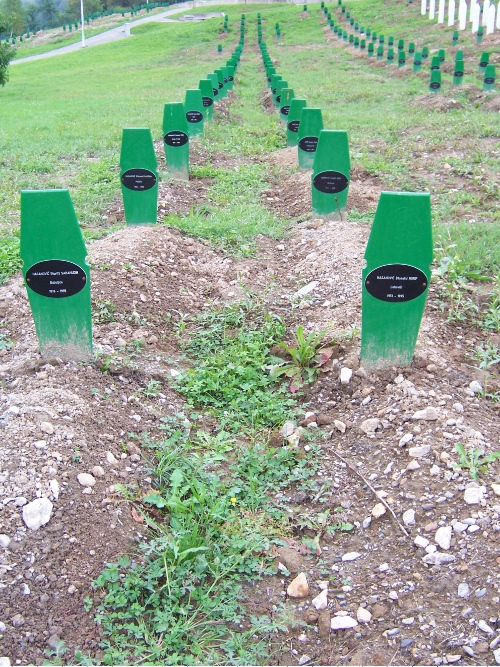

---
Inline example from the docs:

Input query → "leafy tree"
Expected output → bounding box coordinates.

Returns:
[24,3,40,31]
[0,15,16,86]
[39,0,59,28]
[64,0,102,21]
[0,0,26,35]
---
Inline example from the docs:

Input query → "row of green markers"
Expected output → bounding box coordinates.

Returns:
[119,21,245,226]
[258,14,349,218]
[318,1,495,92]
[257,13,433,371]
[17,18,245,363]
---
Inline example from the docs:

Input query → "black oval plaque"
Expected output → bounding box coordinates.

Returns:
[186,110,203,124]
[228,75,234,82]
[387,54,394,61]
[431,64,440,70]
[485,76,495,84]
[272,87,277,94]
[313,170,348,194]
[212,87,219,96]
[164,131,188,147]
[121,168,157,191]
[288,120,300,133]
[26,259,87,299]
[480,61,488,68]
[380,37,385,43]
[414,60,422,66]
[223,77,228,84]
[430,81,441,89]
[454,70,464,78]
[276,94,281,103]
[365,264,428,303]
[280,104,291,116]
[218,82,223,89]
[202,96,214,107]
[398,57,405,64]
[409,47,415,53]
[298,136,319,152]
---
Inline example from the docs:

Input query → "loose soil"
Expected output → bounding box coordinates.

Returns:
[2,74,500,667]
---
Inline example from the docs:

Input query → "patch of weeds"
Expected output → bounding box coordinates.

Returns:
[0,235,22,285]
[269,325,330,391]
[91,415,315,665]
[175,300,297,432]
[0,327,13,351]
[453,443,500,480]
[92,299,117,323]
[142,379,162,398]
[473,342,500,371]
[42,640,68,666]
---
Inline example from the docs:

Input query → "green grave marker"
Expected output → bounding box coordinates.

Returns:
[422,46,429,59]
[388,35,394,46]
[184,89,205,138]
[298,108,323,170]
[280,88,295,122]
[360,25,365,34]
[208,73,221,100]
[303,4,307,11]
[479,52,489,72]
[413,51,423,72]
[214,69,226,98]
[286,98,307,147]
[453,59,464,85]
[476,26,483,44]
[408,41,415,54]
[483,64,495,91]
[452,29,459,44]
[372,31,377,41]
[199,79,215,119]
[343,30,348,40]
[20,190,93,361]
[398,50,406,67]
[379,34,385,44]
[311,130,350,216]
[274,79,288,107]
[455,49,463,62]
[397,38,404,50]
[349,34,354,44]
[368,42,374,56]
[429,69,442,92]
[270,73,282,98]
[431,55,441,70]
[341,5,345,12]
[361,192,432,370]
[377,44,384,59]
[438,48,445,63]
[354,21,359,31]
[360,38,366,49]
[354,36,359,47]
[120,128,158,226]
[226,65,235,90]
[218,44,222,53]
[162,103,189,181]
[387,47,395,63]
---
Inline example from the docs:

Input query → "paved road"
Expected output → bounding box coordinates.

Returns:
[12,1,221,64]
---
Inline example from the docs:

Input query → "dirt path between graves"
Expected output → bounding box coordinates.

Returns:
[2,66,500,667]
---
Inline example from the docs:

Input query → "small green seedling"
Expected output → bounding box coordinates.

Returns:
[454,442,500,480]
[270,325,330,390]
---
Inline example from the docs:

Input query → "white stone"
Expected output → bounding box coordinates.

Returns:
[295,281,318,297]
[453,522,468,533]
[457,583,470,598]
[372,503,386,518]
[0,534,11,548]
[357,607,372,623]
[402,616,414,625]
[106,451,118,465]
[429,464,441,476]
[0,658,11,667]
[408,445,432,458]
[92,466,105,478]
[22,498,53,530]
[493,648,500,665]
[491,484,500,496]
[435,526,452,550]
[331,616,358,630]
[360,418,380,435]
[412,407,438,421]
[477,619,494,635]
[280,421,296,438]
[446,655,461,664]
[312,588,328,611]
[40,421,54,435]
[287,572,309,598]
[342,552,362,562]
[469,380,483,394]
[452,402,464,413]
[425,544,437,554]
[77,473,96,488]
[422,552,455,565]
[490,635,500,650]
[403,509,416,526]
[468,524,480,533]
[298,655,311,666]
[334,420,346,433]
[33,440,47,449]
[464,487,485,505]
[399,433,414,447]
[49,479,59,500]
[340,367,352,384]
[406,460,421,471]
[414,535,430,549]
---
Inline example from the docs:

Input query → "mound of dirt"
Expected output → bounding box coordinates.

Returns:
[410,94,464,111]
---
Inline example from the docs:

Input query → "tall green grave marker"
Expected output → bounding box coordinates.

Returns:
[20,190,93,361]
[185,89,205,138]
[483,64,495,91]
[453,59,464,85]
[162,103,189,180]
[120,128,158,225]
[199,79,214,120]
[298,108,323,170]
[287,98,307,147]
[413,51,423,71]
[430,69,441,91]
[280,88,295,122]
[311,130,350,216]
[361,192,432,369]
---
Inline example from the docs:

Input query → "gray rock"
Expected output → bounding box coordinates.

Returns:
[40,421,54,435]
[340,367,352,385]
[422,552,456,565]
[475,588,487,598]
[469,380,483,394]
[494,648,500,665]
[403,509,416,526]
[478,620,494,634]
[77,473,96,488]
[490,634,500,650]
[0,658,11,667]
[22,498,53,530]
[408,445,432,458]
[412,407,438,420]
[298,655,311,666]
[435,526,452,550]
[399,433,414,447]
[453,522,468,533]
[457,583,470,598]
[359,418,380,435]
[331,616,358,630]
[464,487,485,505]
[280,421,296,438]
[0,535,11,549]
[342,552,362,561]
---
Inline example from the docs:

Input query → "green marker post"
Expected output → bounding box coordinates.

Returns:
[379,34,385,44]
[162,103,189,181]
[361,192,432,370]
[397,38,404,51]
[476,26,483,44]
[311,130,350,216]
[280,88,295,122]
[120,128,158,226]
[479,52,489,73]
[274,79,288,108]
[455,49,464,62]
[452,30,459,45]
[298,108,323,170]
[215,69,226,99]
[484,64,495,91]
[207,73,220,102]
[199,79,215,120]
[360,38,366,50]
[372,31,377,41]
[438,48,445,63]
[408,41,415,55]
[413,51,423,72]
[368,42,374,56]
[388,35,394,47]
[286,98,307,147]
[398,50,406,67]
[431,55,441,70]
[453,59,464,85]
[226,65,235,90]
[377,44,384,59]
[422,46,429,60]
[354,36,359,48]
[430,70,442,92]
[20,190,93,361]
[387,47,395,64]
[185,89,205,138]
